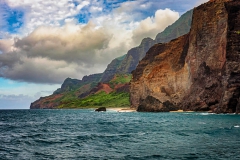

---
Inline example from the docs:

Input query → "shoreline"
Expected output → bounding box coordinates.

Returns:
[170,110,195,113]
[107,107,136,112]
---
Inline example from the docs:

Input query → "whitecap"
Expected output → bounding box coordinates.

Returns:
[199,113,210,115]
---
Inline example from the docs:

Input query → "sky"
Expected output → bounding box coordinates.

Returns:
[0,0,208,109]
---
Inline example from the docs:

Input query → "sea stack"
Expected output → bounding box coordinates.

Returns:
[130,0,240,113]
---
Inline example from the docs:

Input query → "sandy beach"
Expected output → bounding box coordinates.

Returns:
[107,108,136,112]
[170,110,195,113]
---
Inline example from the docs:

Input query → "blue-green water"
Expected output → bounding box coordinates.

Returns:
[0,109,240,160]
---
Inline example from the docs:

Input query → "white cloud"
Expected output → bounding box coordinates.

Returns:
[0,39,14,53]
[132,8,179,44]
[4,0,91,35]
[0,7,180,84]
[0,22,129,83]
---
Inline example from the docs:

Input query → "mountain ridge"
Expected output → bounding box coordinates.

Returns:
[30,9,193,109]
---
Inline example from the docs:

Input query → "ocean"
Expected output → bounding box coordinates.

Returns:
[0,109,240,159]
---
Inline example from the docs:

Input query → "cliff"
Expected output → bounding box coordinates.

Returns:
[116,38,156,74]
[130,0,240,113]
[131,34,190,112]
[100,10,193,81]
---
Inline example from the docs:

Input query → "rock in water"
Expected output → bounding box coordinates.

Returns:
[95,107,107,112]
[130,0,240,113]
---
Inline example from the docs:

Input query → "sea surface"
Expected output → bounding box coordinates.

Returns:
[0,109,240,160]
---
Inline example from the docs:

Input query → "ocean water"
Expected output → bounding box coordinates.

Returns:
[0,109,240,160]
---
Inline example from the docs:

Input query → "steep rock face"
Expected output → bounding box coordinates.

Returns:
[181,0,240,113]
[116,38,156,74]
[131,35,190,111]
[130,0,240,113]
[30,94,63,109]
[222,1,240,113]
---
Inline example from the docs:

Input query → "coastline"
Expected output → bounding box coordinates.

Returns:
[170,110,195,113]
[107,107,136,112]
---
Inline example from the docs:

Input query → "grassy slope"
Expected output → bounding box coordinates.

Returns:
[51,74,131,109]
[109,74,132,88]
[57,91,130,109]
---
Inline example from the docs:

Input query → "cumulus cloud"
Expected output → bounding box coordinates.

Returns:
[0,21,127,83]
[0,39,14,53]
[0,7,180,84]
[14,22,110,64]
[132,8,179,44]
[0,0,185,84]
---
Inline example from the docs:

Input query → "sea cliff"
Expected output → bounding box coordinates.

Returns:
[130,0,240,113]
[30,10,193,109]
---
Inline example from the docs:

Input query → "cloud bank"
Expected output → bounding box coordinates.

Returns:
[0,0,206,109]
[0,7,179,84]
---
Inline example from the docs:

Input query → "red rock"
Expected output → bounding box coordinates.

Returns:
[130,0,240,113]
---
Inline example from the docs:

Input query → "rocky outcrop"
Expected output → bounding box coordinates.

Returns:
[138,96,177,112]
[95,107,106,112]
[130,0,240,113]
[30,94,63,109]
[131,34,190,111]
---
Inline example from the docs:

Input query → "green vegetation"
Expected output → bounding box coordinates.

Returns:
[35,73,132,109]
[57,91,130,109]
[109,74,132,88]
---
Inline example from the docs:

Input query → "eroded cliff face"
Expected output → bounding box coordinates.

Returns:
[131,35,190,111]
[130,0,240,113]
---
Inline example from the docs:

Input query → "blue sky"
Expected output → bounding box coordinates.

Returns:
[0,2,24,34]
[0,0,207,109]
